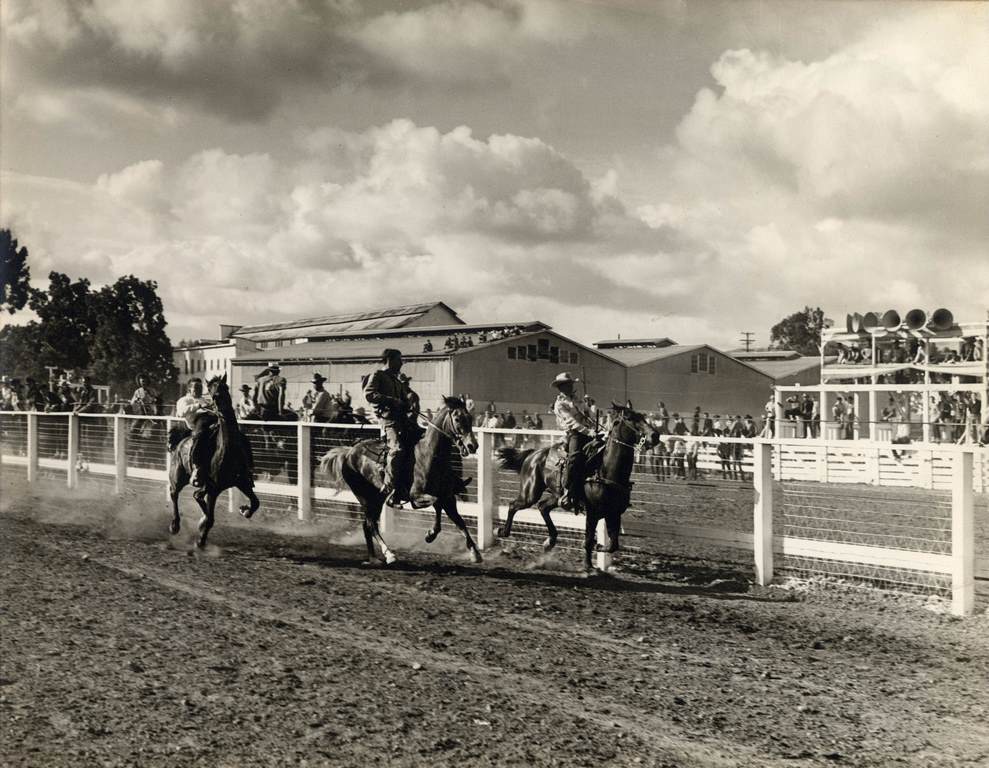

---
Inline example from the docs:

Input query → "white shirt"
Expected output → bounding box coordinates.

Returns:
[175,394,212,427]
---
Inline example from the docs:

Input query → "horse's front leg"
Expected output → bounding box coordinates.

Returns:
[583,511,597,572]
[442,498,481,563]
[237,481,260,519]
[605,510,621,554]
[195,490,217,549]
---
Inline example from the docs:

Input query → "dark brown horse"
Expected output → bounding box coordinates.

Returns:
[317,397,479,565]
[495,402,659,571]
[168,374,259,548]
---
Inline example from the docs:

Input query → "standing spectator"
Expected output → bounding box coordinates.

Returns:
[1,377,18,411]
[760,390,777,438]
[657,401,670,432]
[254,363,286,420]
[671,413,689,436]
[800,394,814,438]
[743,414,757,438]
[236,385,258,420]
[691,406,701,436]
[130,374,157,413]
[533,412,544,430]
[503,410,517,429]
[811,397,821,438]
[309,372,335,423]
[21,377,47,411]
[831,396,846,438]
[701,412,714,437]
[462,393,475,416]
[713,414,725,436]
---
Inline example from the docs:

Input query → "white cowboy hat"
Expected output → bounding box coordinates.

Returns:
[551,372,580,388]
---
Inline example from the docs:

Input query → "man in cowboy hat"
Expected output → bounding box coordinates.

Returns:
[552,372,597,511]
[236,384,258,420]
[308,371,335,423]
[253,363,286,420]
[363,348,425,507]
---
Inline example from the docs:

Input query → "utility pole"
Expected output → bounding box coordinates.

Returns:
[739,332,755,352]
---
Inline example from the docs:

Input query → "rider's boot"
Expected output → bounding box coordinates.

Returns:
[558,489,575,511]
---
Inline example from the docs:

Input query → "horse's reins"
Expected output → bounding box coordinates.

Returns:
[417,411,471,452]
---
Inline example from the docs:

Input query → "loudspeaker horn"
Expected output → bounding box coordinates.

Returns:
[881,310,900,330]
[904,309,927,330]
[862,312,883,333]
[850,312,864,333]
[845,314,855,333]
[927,308,953,332]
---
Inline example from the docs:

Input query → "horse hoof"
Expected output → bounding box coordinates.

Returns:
[542,537,557,552]
[496,526,508,538]
[384,552,397,565]
[424,530,438,544]
[471,549,483,564]
[240,505,254,519]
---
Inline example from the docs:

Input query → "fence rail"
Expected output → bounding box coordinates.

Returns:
[1,412,985,615]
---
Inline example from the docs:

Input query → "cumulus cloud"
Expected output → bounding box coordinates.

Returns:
[642,5,989,332]
[1,119,681,341]
[344,0,590,84]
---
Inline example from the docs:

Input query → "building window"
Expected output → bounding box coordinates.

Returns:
[570,352,579,364]
[691,353,717,374]
[508,347,517,360]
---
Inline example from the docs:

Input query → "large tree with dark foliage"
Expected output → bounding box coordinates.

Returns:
[0,229,31,314]
[0,233,177,394]
[89,275,177,393]
[769,307,828,356]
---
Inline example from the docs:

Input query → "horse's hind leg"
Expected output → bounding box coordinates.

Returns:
[425,504,442,544]
[366,498,396,565]
[169,462,189,535]
[497,501,521,539]
[442,498,481,563]
[536,497,559,551]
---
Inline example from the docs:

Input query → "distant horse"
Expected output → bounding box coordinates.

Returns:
[168,374,259,548]
[318,397,479,565]
[242,410,299,485]
[496,402,660,571]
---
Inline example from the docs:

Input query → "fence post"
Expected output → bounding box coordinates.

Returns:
[26,413,38,484]
[297,422,312,522]
[67,414,79,489]
[753,442,774,586]
[114,415,127,494]
[476,429,496,550]
[951,450,974,616]
[595,518,613,571]
[868,446,880,486]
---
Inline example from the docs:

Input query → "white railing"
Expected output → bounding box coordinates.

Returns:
[0,412,984,615]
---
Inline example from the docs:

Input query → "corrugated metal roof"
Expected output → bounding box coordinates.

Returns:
[745,357,830,379]
[599,344,705,366]
[233,302,458,340]
[732,349,801,360]
[594,337,677,349]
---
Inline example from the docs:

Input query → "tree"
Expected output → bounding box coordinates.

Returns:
[0,229,31,314]
[89,275,178,395]
[29,271,96,373]
[769,307,828,356]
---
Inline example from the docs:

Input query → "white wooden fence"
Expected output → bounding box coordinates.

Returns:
[0,412,984,615]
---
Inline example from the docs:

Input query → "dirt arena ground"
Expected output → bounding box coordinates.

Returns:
[2,472,988,767]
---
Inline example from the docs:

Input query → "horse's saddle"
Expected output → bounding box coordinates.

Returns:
[552,436,606,479]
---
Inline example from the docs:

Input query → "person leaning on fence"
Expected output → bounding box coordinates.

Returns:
[552,372,598,512]
[175,377,217,488]
[363,348,426,508]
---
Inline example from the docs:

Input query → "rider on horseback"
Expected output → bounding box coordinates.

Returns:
[175,377,217,488]
[363,348,425,507]
[253,363,286,420]
[552,372,598,511]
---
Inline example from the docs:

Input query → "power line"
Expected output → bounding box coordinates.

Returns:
[739,332,755,352]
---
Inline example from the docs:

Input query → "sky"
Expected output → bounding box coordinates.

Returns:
[1,0,987,349]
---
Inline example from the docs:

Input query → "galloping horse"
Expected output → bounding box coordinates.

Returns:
[318,397,479,565]
[495,402,659,571]
[168,374,259,548]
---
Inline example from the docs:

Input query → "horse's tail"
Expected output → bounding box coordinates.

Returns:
[317,446,349,491]
[495,446,534,473]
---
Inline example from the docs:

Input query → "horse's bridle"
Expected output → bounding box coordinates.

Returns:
[606,412,653,452]
[420,409,474,456]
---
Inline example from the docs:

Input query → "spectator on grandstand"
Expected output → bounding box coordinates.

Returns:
[759,391,777,438]
[308,372,335,423]
[743,415,757,438]
[478,330,488,343]
[533,412,544,430]
[422,339,433,353]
